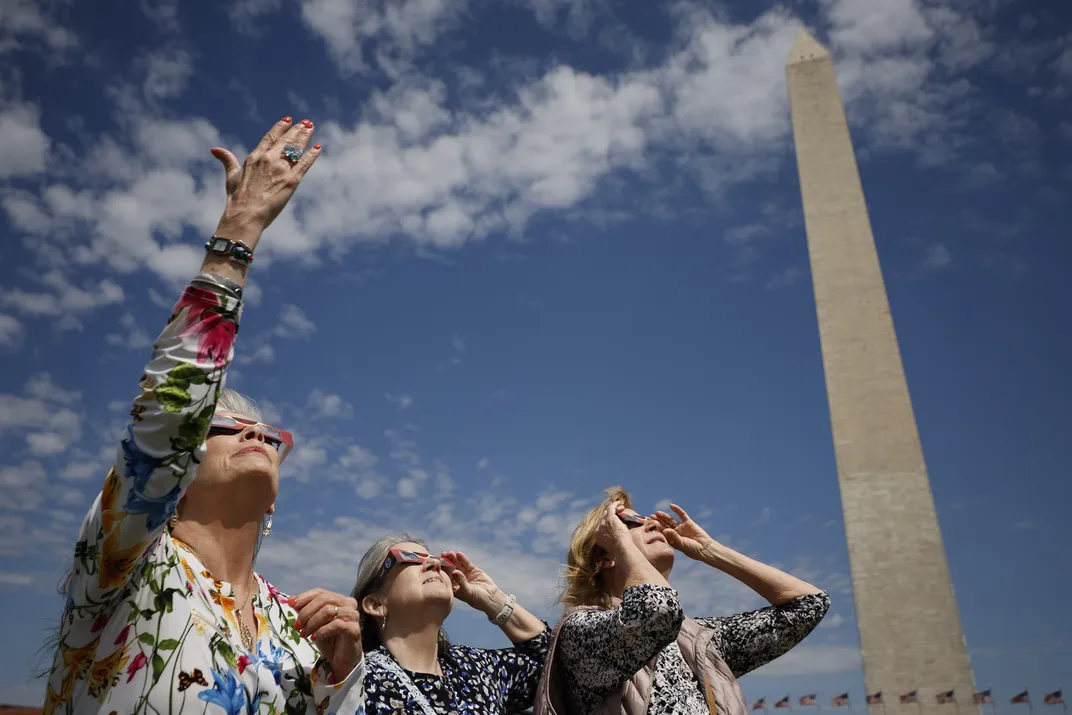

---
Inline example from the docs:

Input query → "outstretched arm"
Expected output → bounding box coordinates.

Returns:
[67,117,322,612]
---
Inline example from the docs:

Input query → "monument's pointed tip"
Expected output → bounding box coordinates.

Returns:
[787,27,830,66]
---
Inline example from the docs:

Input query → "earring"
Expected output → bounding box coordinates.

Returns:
[262,514,273,537]
[168,513,178,530]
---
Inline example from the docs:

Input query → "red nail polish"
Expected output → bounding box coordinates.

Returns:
[282,117,292,123]
[302,120,314,128]
[294,620,301,629]
[313,144,321,150]
[310,633,317,641]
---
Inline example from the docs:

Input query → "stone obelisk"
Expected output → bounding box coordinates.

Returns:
[785,29,977,715]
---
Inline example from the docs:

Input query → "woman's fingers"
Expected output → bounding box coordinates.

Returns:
[654,511,679,528]
[311,614,362,647]
[271,119,315,157]
[255,116,294,155]
[669,503,691,523]
[292,143,321,179]
[305,599,360,640]
[211,147,241,181]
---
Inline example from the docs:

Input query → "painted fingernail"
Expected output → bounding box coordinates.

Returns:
[313,144,321,150]
[282,116,292,123]
[302,119,313,128]
[310,633,317,641]
[294,620,302,629]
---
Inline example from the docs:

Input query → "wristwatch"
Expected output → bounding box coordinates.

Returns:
[204,235,254,265]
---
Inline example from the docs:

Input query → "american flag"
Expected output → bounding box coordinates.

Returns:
[936,691,956,705]
[974,691,994,705]
[833,694,851,708]
[1044,691,1064,706]
[1012,691,1031,705]
[801,695,818,707]
[776,697,792,709]
[867,693,883,705]
[754,699,768,711]
[900,692,919,705]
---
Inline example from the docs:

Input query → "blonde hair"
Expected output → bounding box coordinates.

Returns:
[559,485,632,610]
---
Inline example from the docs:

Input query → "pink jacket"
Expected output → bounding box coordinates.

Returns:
[533,606,751,715]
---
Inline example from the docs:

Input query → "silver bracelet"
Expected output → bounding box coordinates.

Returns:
[192,271,243,299]
[490,593,516,626]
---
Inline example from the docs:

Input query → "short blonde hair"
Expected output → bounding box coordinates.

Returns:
[559,485,632,610]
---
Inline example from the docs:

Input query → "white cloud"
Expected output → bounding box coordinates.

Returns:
[452,337,466,353]
[0,270,124,325]
[385,392,414,410]
[749,643,861,677]
[297,0,467,75]
[0,374,83,456]
[274,304,317,339]
[141,46,195,100]
[0,460,47,510]
[105,313,153,350]
[0,314,22,347]
[306,388,354,418]
[0,0,77,56]
[236,343,275,365]
[0,102,51,179]
[923,243,952,270]
[476,457,489,470]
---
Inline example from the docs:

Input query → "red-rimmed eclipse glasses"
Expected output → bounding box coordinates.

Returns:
[207,414,294,462]
[376,549,455,584]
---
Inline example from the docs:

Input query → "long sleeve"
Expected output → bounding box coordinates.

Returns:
[693,591,830,677]
[310,656,367,715]
[558,584,684,703]
[69,283,241,612]
[484,624,551,711]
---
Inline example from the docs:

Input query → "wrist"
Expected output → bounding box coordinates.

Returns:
[214,210,264,248]
[699,539,731,567]
[479,589,509,618]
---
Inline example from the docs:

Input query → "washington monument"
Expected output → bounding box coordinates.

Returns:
[785,29,977,714]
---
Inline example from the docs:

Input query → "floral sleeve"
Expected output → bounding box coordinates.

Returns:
[558,585,684,703]
[693,591,831,677]
[69,284,240,612]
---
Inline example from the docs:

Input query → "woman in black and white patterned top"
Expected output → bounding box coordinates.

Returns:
[551,487,830,715]
[351,532,550,713]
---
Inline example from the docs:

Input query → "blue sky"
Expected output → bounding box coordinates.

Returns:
[1,0,1070,708]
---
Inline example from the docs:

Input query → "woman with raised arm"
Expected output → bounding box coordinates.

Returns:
[42,118,367,715]
[349,533,550,713]
[534,486,830,715]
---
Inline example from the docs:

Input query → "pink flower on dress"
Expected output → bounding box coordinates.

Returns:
[172,286,219,329]
[173,286,237,368]
[91,613,109,633]
[237,654,252,674]
[126,652,148,683]
[114,624,131,646]
[190,313,236,368]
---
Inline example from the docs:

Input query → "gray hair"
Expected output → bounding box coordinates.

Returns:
[217,388,262,421]
[351,532,450,653]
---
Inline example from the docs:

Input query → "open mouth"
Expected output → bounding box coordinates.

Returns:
[237,446,268,457]
[648,534,667,545]
[423,575,443,585]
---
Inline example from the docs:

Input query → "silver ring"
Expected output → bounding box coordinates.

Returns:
[333,605,339,620]
[282,144,303,165]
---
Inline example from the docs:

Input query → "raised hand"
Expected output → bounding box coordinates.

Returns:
[440,550,504,615]
[289,588,362,683]
[595,500,633,555]
[652,503,716,561]
[210,117,322,250]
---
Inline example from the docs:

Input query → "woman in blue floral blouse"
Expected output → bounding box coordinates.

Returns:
[42,117,367,715]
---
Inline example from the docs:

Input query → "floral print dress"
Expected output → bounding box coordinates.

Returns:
[42,283,367,715]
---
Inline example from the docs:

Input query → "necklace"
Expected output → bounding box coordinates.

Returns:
[173,537,258,651]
